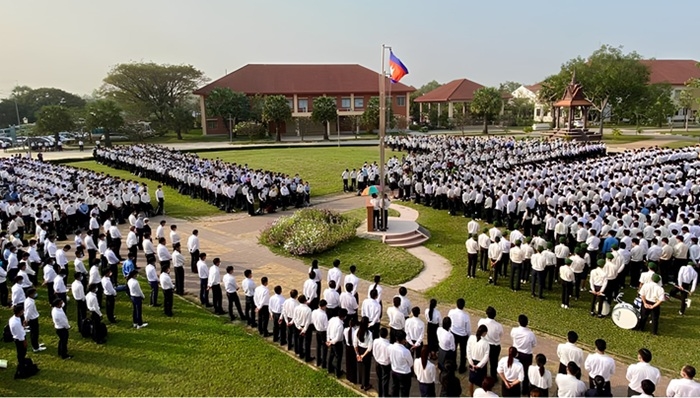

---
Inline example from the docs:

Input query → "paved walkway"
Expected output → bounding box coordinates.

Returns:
[88,192,673,397]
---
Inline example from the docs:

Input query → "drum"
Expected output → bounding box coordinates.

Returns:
[611,302,641,330]
[600,300,611,316]
[633,296,642,310]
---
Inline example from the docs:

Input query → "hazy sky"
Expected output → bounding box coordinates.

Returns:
[1,0,699,97]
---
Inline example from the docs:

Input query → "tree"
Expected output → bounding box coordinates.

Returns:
[311,96,337,140]
[362,96,394,132]
[35,105,75,146]
[84,99,124,147]
[262,95,292,142]
[644,83,677,128]
[410,80,441,121]
[499,81,522,95]
[205,88,249,137]
[679,89,696,131]
[167,106,195,141]
[102,62,206,138]
[544,45,650,133]
[470,87,503,134]
[5,86,85,126]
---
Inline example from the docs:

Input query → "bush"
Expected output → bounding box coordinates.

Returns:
[523,126,534,134]
[259,209,361,256]
[611,127,622,137]
[419,126,429,133]
[408,124,420,131]
[233,121,267,139]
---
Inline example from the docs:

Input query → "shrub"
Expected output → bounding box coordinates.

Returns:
[523,126,534,134]
[408,124,420,131]
[611,127,623,137]
[233,121,267,139]
[259,209,361,256]
[419,126,429,133]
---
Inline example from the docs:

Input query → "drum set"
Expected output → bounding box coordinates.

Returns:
[608,291,675,330]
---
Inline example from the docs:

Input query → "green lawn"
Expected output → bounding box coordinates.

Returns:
[660,140,698,149]
[0,282,355,397]
[400,202,700,374]
[602,134,658,143]
[65,161,222,219]
[201,147,383,197]
[265,207,423,286]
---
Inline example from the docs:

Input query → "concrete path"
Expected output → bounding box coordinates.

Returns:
[81,191,673,397]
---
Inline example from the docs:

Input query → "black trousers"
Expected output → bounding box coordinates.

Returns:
[467,253,477,277]
[174,267,185,295]
[479,248,489,271]
[190,250,199,273]
[531,270,545,298]
[316,330,328,368]
[299,325,314,361]
[376,363,392,397]
[453,332,468,372]
[510,262,522,290]
[199,278,209,306]
[28,318,40,350]
[590,286,605,315]
[15,339,27,364]
[518,352,533,392]
[670,283,692,314]
[245,296,256,326]
[358,346,372,388]
[272,312,286,344]
[629,261,643,288]
[588,377,611,395]
[328,341,344,378]
[545,266,555,290]
[163,288,173,316]
[227,292,245,320]
[56,328,69,358]
[257,305,269,335]
[0,281,7,307]
[76,299,87,327]
[149,281,159,306]
[391,371,412,397]
[489,344,501,379]
[639,302,661,335]
[106,294,116,322]
[211,284,223,313]
[561,281,573,307]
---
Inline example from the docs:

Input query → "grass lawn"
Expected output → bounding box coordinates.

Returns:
[201,147,383,197]
[65,161,222,219]
[602,134,658,143]
[264,207,423,286]
[400,202,700,374]
[659,140,698,149]
[0,282,355,397]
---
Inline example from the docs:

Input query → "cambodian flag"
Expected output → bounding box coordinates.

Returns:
[389,51,409,83]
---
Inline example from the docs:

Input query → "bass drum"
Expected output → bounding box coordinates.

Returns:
[611,302,641,330]
[600,300,611,316]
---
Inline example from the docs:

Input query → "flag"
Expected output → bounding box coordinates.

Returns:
[389,51,408,83]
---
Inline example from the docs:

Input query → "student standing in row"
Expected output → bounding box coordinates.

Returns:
[160,265,174,317]
[223,266,246,322]
[51,298,73,359]
[23,288,46,352]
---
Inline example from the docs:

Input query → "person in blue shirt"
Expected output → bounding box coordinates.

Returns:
[122,252,136,280]
[601,231,618,254]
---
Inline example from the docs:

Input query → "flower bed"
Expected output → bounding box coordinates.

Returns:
[259,209,361,256]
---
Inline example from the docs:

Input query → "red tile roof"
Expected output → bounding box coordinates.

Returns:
[413,78,484,103]
[640,59,700,85]
[193,64,415,96]
[525,83,542,93]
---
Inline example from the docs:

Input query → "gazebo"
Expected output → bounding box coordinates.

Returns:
[552,74,593,132]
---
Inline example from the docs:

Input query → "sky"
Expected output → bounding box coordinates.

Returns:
[1,0,699,97]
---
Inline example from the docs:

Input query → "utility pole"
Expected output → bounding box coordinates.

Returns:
[378,44,389,230]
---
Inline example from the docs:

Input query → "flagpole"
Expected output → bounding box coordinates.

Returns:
[379,44,388,231]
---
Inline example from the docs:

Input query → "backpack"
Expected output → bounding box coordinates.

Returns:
[3,325,13,343]
[15,358,39,379]
[80,318,93,339]
[92,321,108,344]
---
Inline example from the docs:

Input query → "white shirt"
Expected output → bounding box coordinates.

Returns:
[327,267,343,287]
[86,291,101,316]
[447,308,470,337]
[269,293,285,314]
[160,272,174,290]
[473,388,499,397]
[372,337,391,366]
[173,250,185,268]
[626,361,661,393]
[253,285,270,308]
[292,304,312,333]
[405,316,425,347]
[187,234,199,252]
[197,260,209,280]
[282,298,299,324]
[208,265,221,286]
[477,317,503,345]
[51,307,70,329]
[9,315,25,340]
[24,297,39,321]
[343,273,359,294]
[302,278,317,301]
[557,342,584,367]
[497,356,524,382]
[339,292,358,314]
[311,308,328,332]
[71,280,85,301]
[507,326,536,356]
[639,281,666,303]
[666,377,700,397]
[326,316,344,344]
[127,278,145,298]
[414,357,437,384]
[11,283,25,305]
[145,264,158,282]
[102,276,117,296]
[528,365,552,389]
[361,298,381,326]
[437,327,455,351]
[170,231,181,245]
[555,373,587,397]
[157,244,172,261]
[323,288,340,309]
[223,273,239,293]
[387,306,405,330]
[466,335,490,368]
[584,352,615,381]
[389,342,413,374]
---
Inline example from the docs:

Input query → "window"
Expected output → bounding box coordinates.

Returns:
[341,97,351,109]
[286,98,293,109]
[298,98,308,112]
[396,95,406,106]
[535,108,542,117]
[207,120,218,129]
[354,97,364,109]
